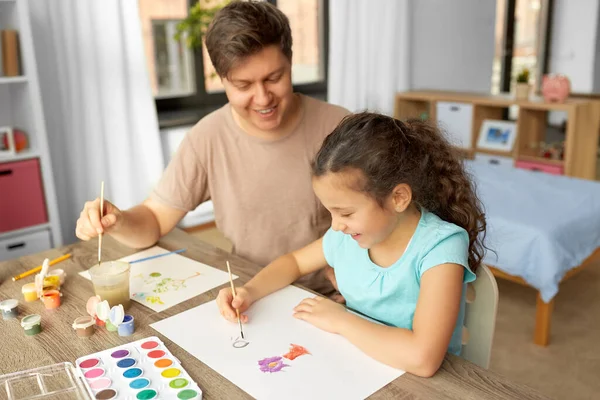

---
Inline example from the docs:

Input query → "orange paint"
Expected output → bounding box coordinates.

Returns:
[283,344,310,360]
[154,358,173,368]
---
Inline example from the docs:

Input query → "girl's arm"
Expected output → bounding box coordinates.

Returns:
[297,263,464,377]
[244,237,328,300]
[216,237,329,323]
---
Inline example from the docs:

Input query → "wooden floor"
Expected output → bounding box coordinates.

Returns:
[189,227,600,400]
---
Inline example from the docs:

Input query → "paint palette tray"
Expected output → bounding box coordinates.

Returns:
[0,362,92,399]
[75,336,202,400]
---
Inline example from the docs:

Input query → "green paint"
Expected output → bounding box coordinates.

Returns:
[136,389,157,400]
[177,390,198,400]
[149,272,161,278]
[105,320,117,331]
[169,378,189,389]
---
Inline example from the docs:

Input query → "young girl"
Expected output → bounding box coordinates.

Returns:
[216,112,486,377]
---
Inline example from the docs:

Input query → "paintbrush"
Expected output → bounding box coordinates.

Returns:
[226,260,244,339]
[98,181,104,266]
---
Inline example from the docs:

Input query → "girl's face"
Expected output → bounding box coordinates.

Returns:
[312,171,399,249]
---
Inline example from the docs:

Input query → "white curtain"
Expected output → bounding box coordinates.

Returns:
[328,0,411,115]
[29,0,164,244]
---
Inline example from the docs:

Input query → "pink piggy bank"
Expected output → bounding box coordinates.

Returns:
[541,74,570,103]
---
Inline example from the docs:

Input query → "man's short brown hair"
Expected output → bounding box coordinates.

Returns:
[205,1,293,78]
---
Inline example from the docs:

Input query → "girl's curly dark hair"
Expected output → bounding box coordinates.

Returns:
[312,112,487,272]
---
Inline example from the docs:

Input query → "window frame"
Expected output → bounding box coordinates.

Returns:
[155,0,329,115]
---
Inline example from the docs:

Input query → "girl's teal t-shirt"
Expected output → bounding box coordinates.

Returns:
[322,210,476,355]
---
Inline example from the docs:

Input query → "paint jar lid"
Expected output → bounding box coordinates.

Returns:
[96,300,110,322]
[21,314,41,328]
[109,304,125,326]
[21,283,37,293]
[86,295,101,317]
[0,299,18,311]
[73,316,95,329]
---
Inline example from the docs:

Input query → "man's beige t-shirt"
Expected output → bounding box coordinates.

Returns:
[151,94,350,294]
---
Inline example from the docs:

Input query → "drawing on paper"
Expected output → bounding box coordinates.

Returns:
[132,272,201,305]
[258,356,289,373]
[283,344,310,360]
[232,336,250,348]
[257,344,311,373]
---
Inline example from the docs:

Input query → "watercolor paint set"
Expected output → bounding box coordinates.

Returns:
[75,336,202,400]
[0,337,202,400]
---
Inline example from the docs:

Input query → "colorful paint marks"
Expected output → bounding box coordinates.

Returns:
[132,272,202,306]
[258,343,311,373]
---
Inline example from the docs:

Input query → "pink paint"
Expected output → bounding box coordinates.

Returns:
[84,368,105,379]
[89,377,111,390]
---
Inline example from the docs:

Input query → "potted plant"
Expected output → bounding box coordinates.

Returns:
[174,0,230,50]
[515,68,530,100]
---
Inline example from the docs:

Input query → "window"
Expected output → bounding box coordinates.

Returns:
[138,0,329,116]
[491,0,554,94]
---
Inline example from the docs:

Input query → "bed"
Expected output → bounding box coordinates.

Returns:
[465,160,600,346]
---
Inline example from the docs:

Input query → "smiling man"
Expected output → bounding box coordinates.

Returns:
[75,1,349,295]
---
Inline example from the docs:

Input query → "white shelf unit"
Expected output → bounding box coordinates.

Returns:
[0,0,62,261]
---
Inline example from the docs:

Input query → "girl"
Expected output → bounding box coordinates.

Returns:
[216,112,486,377]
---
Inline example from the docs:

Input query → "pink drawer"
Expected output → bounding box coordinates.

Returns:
[515,160,564,175]
[0,159,48,233]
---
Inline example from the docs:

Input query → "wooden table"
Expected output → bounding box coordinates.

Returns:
[0,229,548,399]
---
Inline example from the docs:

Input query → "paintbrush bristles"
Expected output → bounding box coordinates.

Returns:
[98,181,105,265]
[226,261,245,339]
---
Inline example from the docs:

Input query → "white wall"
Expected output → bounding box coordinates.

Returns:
[548,0,600,93]
[410,0,496,93]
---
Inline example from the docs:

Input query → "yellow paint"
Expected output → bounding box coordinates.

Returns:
[161,368,181,378]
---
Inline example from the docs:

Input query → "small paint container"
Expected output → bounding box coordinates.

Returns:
[118,315,135,337]
[21,283,38,302]
[47,268,66,285]
[96,300,110,327]
[21,314,42,336]
[94,388,118,400]
[43,275,61,290]
[160,367,181,380]
[0,299,19,320]
[41,289,61,310]
[105,319,118,332]
[72,316,96,338]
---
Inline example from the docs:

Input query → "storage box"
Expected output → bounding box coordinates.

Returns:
[436,102,473,148]
[515,159,564,175]
[0,228,51,262]
[474,153,514,168]
[0,159,48,233]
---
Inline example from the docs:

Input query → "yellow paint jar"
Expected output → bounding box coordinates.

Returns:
[22,283,38,302]
[43,275,61,289]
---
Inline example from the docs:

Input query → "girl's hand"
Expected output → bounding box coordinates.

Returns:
[293,296,347,334]
[216,286,254,323]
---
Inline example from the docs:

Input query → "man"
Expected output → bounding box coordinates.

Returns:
[75,1,349,295]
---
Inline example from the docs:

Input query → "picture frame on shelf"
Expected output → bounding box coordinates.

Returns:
[0,127,16,157]
[476,119,518,152]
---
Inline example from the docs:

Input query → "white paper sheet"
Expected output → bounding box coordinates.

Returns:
[80,246,236,312]
[150,285,405,399]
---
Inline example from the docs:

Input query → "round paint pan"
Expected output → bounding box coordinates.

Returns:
[136,389,158,400]
[169,377,189,389]
[88,377,111,391]
[123,367,143,379]
[116,358,137,369]
[83,367,106,380]
[79,357,102,369]
[153,358,173,369]
[94,388,118,400]
[146,349,166,359]
[110,349,130,359]
[129,377,151,390]
[160,367,181,379]
[177,389,201,400]
[140,340,159,350]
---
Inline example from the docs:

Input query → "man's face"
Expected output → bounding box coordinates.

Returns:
[222,45,295,135]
